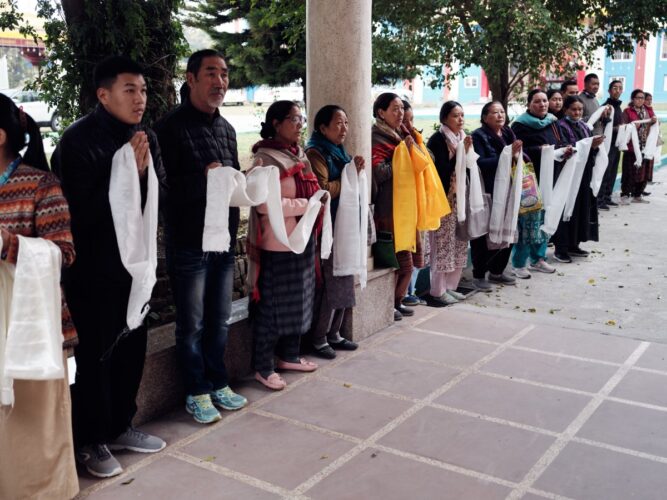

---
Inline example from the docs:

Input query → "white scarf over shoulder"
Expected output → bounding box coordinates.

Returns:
[203,165,332,258]
[454,141,485,222]
[586,107,612,196]
[109,143,159,332]
[488,145,523,245]
[333,162,368,288]
[0,235,64,406]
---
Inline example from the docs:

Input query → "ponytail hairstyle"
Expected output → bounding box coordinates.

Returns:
[260,100,298,139]
[0,93,48,171]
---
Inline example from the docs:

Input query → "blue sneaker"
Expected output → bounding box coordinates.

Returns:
[210,386,248,411]
[185,394,222,424]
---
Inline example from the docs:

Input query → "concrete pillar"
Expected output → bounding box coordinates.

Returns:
[307,1,395,338]
[306,0,372,176]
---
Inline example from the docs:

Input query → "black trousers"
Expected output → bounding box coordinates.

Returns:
[68,280,147,447]
[598,146,620,205]
[470,237,512,279]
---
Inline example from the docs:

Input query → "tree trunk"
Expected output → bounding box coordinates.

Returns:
[488,64,511,111]
[61,0,96,114]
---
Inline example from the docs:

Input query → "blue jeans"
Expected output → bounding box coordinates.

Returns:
[167,247,234,396]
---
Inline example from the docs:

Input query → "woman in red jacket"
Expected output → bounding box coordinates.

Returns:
[621,89,657,204]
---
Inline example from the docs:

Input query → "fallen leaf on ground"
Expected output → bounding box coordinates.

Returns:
[606,320,616,326]
[121,479,135,486]
[202,456,216,462]
[343,383,352,388]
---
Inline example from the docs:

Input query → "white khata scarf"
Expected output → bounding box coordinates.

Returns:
[333,162,368,288]
[109,143,159,332]
[454,140,485,222]
[488,145,523,245]
[1,235,64,407]
[203,165,332,257]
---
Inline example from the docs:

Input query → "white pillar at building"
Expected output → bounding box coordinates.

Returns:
[306,0,372,172]
[644,36,658,95]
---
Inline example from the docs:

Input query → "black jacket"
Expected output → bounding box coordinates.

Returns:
[603,97,624,142]
[52,105,167,287]
[510,120,565,178]
[426,131,456,194]
[154,100,240,250]
[471,126,518,194]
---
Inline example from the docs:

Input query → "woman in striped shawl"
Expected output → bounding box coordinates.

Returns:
[371,93,415,321]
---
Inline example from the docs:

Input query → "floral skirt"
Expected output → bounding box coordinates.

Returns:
[429,190,468,273]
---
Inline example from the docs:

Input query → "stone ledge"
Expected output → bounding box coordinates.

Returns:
[133,267,395,425]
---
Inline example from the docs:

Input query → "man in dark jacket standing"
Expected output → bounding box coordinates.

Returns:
[53,56,167,478]
[155,50,247,425]
[599,80,625,208]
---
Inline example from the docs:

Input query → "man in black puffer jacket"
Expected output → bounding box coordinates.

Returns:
[52,56,168,478]
[155,49,248,425]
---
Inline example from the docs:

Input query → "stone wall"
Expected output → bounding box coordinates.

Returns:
[148,229,249,328]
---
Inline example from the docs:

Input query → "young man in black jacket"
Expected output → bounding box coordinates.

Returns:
[599,80,625,208]
[155,50,247,425]
[53,56,167,478]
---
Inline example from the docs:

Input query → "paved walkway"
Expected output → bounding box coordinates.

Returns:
[466,167,667,343]
[77,301,667,500]
[77,167,667,500]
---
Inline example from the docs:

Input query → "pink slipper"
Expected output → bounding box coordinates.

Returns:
[276,358,318,372]
[255,372,286,390]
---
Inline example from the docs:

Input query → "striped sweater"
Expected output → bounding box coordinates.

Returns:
[0,164,77,347]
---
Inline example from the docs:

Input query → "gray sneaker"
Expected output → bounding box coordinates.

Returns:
[108,427,166,453]
[76,444,123,478]
[472,278,494,291]
[488,272,517,285]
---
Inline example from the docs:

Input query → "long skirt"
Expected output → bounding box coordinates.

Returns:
[312,251,355,344]
[621,153,650,198]
[0,352,78,500]
[252,239,316,373]
[430,189,468,274]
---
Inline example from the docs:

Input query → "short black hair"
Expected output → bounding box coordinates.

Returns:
[313,104,346,132]
[562,95,584,110]
[439,100,462,123]
[608,80,623,92]
[93,56,144,90]
[526,88,546,106]
[584,73,599,84]
[186,49,225,76]
[373,92,400,118]
[630,89,645,99]
[402,99,412,112]
[560,79,578,92]
[546,88,563,102]
[480,100,503,125]
[260,100,299,139]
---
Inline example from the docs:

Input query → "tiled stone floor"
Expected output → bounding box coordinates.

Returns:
[76,304,667,500]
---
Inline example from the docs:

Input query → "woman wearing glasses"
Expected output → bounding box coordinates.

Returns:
[248,100,322,390]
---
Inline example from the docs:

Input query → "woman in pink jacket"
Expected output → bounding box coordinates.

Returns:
[248,101,323,390]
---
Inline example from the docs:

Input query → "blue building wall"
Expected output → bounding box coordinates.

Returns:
[457,65,483,103]
[653,31,667,104]
[604,51,634,103]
